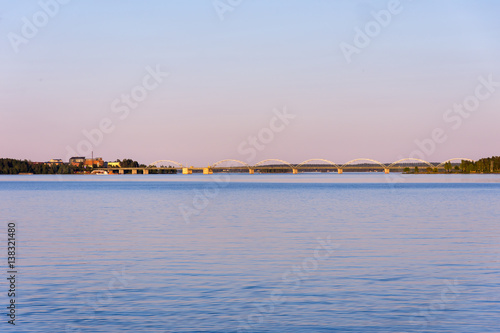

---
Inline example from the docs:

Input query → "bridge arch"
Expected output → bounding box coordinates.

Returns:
[253,159,294,170]
[296,159,341,169]
[341,158,387,169]
[388,158,434,168]
[436,158,474,168]
[148,160,184,168]
[211,159,251,170]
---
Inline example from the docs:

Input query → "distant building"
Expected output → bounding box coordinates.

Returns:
[106,161,121,168]
[68,157,105,167]
[69,157,85,166]
[47,159,63,165]
[83,157,104,168]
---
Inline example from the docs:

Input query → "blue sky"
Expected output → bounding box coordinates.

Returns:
[1,0,499,165]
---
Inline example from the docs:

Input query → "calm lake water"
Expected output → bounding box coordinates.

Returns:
[1,173,499,332]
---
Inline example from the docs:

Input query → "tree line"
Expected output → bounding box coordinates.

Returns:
[0,159,77,174]
[402,156,500,174]
[0,158,150,174]
[117,159,145,168]
[457,156,500,173]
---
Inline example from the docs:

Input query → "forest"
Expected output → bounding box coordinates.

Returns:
[0,158,142,174]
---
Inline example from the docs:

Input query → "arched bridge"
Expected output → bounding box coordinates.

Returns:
[97,158,475,175]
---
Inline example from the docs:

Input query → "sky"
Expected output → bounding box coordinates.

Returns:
[1,0,500,166]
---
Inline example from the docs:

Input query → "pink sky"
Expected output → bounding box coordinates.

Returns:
[1,1,499,165]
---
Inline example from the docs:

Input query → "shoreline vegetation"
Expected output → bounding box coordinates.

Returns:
[402,156,500,174]
[1,157,499,175]
[0,158,175,175]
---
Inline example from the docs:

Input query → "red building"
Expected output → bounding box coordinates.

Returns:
[69,156,104,167]
[83,157,104,168]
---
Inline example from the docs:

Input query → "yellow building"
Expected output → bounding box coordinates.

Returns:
[107,162,121,167]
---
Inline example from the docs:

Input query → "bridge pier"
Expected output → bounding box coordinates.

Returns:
[249,169,254,174]
[203,168,213,175]
[338,168,343,174]
[132,169,137,174]
[182,168,192,174]
[119,169,124,175]
[384,168,390,174]
[292,168,298,174]
[143,169,149,175]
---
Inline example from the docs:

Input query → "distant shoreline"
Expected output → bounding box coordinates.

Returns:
[1,157,499,175]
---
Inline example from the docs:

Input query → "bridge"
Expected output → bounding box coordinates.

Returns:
[97,158,474,175]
